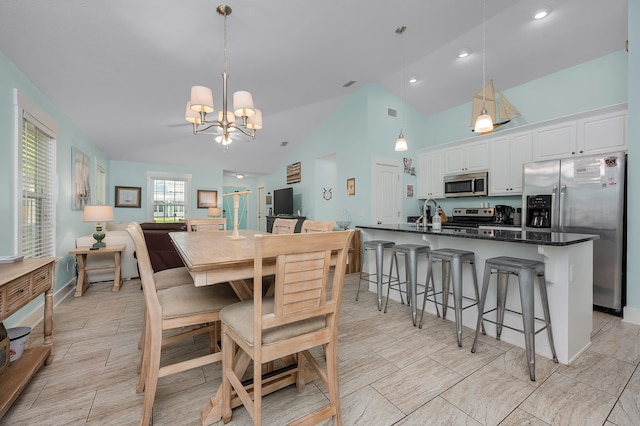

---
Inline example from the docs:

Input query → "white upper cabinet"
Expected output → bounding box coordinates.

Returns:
[533,109,627,160]
[417,150,444,198]
[489,131,532,195]
[577,110,627,155]
[443,140,488,174]
[532,122,577,161]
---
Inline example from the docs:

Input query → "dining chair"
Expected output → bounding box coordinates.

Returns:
[186,217,227,232]
[220,229,354,426]
[127,223,241,425]
[271,218,298,234]
[300,220,335,233]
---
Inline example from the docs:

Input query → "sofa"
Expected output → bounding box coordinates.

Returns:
[139,222,187,273]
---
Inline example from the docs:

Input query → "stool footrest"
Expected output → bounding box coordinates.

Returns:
[425,291,479,312]
[481,307,553,336]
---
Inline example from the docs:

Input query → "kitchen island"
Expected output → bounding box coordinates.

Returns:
[357,224,599,364]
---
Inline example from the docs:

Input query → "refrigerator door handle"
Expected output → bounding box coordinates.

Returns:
[559,184,567,231]
[551,185,558,230]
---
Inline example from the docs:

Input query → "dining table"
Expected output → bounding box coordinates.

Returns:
[169,229,306,425]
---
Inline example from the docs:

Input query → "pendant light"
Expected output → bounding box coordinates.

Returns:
[395,26,408,152]
[474,0,493,133]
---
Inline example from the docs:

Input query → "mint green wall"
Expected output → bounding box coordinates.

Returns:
[626,0,639,313]
[0,50,111,327]
[109,160,225,224]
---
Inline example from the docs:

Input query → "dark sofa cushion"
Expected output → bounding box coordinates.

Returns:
[140,222,188,272]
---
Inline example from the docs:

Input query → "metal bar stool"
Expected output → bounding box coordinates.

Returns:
[357,240,399,310]
[419,248,483,347]
[385,244,437,326]
[471,256,559,381]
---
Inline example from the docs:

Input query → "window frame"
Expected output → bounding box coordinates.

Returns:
[146,171,192,222]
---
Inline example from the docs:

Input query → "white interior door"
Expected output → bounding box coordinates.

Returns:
[373,159,402,225]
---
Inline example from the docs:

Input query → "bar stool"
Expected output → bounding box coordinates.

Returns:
[385,244,437,326]
[357,240,399,311]
[419,248,483,347]
[471,256,559,381]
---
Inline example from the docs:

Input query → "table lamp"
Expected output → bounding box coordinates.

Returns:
[83,205,114,249]
[208,207,222,217]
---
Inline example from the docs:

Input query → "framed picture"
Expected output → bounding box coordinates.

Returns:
[266,195,272,205]
[406,184,414,198]
[72,147,91,210]
[286,162,301,184]
[197,190,218,208]
[347,178,356,196]
[115,186,141,208]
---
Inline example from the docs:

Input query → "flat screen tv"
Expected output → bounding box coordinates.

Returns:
[273,187,293,216]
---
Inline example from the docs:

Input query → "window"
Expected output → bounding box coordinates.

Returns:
[17,91,57,258]
[147,172,191,222]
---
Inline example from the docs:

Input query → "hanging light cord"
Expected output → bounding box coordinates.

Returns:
[481,0,486,109]
[400,29,404,131]
[223,10,228,74]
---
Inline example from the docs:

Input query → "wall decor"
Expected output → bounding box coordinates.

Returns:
[72,147,91,210]
[286,162,301,184]
[266,194,272,205]
[347,177,356,196]
[403,157,416,175]
[406,184,414,198]
[197,190,218,208]
[322,187,332,201]
[115,186,141,208]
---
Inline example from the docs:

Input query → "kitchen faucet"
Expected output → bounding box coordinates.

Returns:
[419,198,439,225]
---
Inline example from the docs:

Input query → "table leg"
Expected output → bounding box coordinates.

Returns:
[229,280,254,301]
[112,250,122,292]
[74,254,90,297]
[43,286,54,365]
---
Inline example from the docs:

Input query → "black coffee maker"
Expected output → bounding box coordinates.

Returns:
[494,205,514,224]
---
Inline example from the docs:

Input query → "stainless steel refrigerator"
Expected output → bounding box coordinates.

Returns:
[522,152,626,313]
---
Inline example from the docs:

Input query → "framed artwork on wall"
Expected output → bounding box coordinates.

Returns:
[406,184,414,198]
[197,190,218,208]
[286,162,301,184]
[347,178,356,196]
[115,186,141,208]
[72,147,91,210]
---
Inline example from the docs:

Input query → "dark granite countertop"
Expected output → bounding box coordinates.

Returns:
[356,224,599,246]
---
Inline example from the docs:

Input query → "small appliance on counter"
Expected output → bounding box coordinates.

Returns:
[493,205,514,225]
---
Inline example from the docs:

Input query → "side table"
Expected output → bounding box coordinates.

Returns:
[69,244,125,296]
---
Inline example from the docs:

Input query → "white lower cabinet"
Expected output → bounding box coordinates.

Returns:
[489,131,532,195]
[417,150,444,198]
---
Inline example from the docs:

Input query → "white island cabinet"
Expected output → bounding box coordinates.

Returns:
[357,225,597,365]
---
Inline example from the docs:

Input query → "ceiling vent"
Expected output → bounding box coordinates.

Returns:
[388,108,397,117]
[280,141,289,147]
[342,80,356,88]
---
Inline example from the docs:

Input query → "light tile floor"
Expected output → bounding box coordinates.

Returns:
[2,274,640,425]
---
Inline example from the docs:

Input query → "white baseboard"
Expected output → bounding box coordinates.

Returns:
[622,306,640,326]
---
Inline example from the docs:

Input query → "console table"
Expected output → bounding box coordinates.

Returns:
[70,244,125,296]
[0,257,57,418]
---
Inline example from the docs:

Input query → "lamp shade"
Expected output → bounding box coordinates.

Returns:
[246,108,262,130]
[83,205,114,223]
[474,111,494,133]
[208,207,222,217]
[190,86,214,113]
[184,101,201,124]
[217,110,236,131]
[233,91,255,117]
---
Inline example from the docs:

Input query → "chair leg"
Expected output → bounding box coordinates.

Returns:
[296,352,306,391]
[137,315,151,393]
[221,328,234,423]
[538,272,559,363]
[326,339,342,426]
[471,262,492,353]
[140,325,162,426]
[495,271,509,340]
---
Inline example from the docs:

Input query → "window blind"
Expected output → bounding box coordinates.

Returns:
[22,118,55,258]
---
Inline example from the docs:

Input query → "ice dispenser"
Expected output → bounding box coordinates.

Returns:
[526,195,552,229]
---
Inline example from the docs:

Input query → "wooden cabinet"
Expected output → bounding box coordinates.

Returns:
[533,110,627,161]
[443,140,488,174]
[489,131,532,195]
[0,257,56,418]
[417,150,444,198]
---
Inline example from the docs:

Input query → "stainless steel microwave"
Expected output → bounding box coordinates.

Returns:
[444,171,488,197]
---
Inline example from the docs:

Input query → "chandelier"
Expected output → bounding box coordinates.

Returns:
[184,5,262,145]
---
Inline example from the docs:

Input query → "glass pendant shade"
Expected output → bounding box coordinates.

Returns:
[190,86,214,113]
[474,109,493,133]
[233,91,255,117]
[215,134,233,145]
[395,132,408,151]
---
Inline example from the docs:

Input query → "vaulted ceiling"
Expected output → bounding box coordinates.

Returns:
[0,0,628,178]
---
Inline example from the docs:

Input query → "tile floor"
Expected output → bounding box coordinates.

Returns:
[2,274,640,426]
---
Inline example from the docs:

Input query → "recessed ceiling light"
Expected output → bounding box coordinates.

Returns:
[408,77,418,84]
[458,48,471,58]
[533,7,551,20]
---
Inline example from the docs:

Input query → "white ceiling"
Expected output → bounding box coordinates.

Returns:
[0,0,628,178]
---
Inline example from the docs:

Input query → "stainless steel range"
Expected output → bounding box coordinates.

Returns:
[445,207,495,228]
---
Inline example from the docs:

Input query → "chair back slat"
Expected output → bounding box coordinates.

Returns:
[300,220,335,233]
[127,222,162,323]
[186,218,226,232]
[271,218,298,234]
